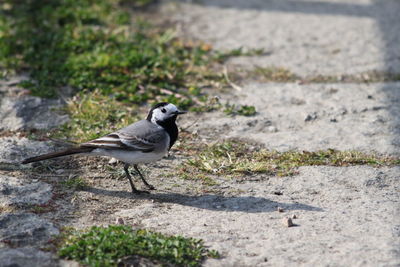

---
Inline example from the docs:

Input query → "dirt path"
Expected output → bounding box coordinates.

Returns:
[145,1,400,265]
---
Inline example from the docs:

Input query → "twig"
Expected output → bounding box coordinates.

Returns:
[223,66,242,91]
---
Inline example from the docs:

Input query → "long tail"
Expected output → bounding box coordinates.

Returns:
[21,147,94,164]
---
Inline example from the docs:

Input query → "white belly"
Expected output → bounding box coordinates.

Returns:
[91,148,167,164]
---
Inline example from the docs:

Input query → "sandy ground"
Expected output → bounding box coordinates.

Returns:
[165,0,400,76]
[116,166,400,266]
[187,82,400,156]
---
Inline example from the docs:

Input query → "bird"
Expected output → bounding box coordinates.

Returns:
[22,102,186,194]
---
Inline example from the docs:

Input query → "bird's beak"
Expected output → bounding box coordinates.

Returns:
[174,110,187,115]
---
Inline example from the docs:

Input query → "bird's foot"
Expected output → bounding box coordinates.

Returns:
[145,184,156,190]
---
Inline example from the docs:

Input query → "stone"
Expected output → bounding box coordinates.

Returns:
[0,74,30,96]
[0,175,53,206]
[0,95,69,131]
[116,217,125,225]
[0,137,52,164]
[0,213,59,247]
[0,247,59,267]
[282,217,294,227]
[305,112,318,122]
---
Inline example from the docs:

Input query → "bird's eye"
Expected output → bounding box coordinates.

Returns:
[161,108,167,113]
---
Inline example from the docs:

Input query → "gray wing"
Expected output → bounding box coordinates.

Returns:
[81,120,166,152]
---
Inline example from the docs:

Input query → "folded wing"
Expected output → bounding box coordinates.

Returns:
[81,123,166,153]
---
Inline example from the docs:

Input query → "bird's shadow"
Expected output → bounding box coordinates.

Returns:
[84,187,323,213]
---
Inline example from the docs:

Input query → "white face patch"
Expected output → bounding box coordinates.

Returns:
[151,103,179,124]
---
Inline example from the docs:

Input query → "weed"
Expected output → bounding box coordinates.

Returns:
[60,177,88,190]
[52,90,140,142]
[178,140,400,177]
[29,203,55,214]
[237,105,257,116]
[253,66,299,82]
[224,103,256,116]
[214,47,265,62]
[246,66,400,83]
[58,225,219,267]
[304,71,400,83]
[178,171,218,186]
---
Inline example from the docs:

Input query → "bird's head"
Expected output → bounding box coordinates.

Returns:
[147,102,186,124]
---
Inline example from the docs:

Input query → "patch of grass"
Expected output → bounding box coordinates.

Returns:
[0,0,221,108]
[223,103,256,116]
[53,90,140,142]
[252,66,299,82]
[178,140,400,177]
[214,47,265,62]
[189,96,223,113]
[246,66,400,83]
[1,0,260,142]
[58,225,219,267]
[304,71,400,83]
[60,177,88,190]
[177,172,219,186]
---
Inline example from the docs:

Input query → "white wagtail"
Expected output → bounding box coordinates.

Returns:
[22,102,186,194]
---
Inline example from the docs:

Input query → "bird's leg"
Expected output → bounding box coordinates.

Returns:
[134,164,155,190]
[124,164,149,194]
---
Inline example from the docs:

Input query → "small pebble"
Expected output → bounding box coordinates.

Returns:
[108,158,118,164]
[277,207,284,213]
[292,214,298,219]
[305,112,318,122]
[55,169,64,174]
[267,126,278,132]
[282,217,294,227]
[362,73,370,81]
[372,106,384,111]
[116,217,125,225]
